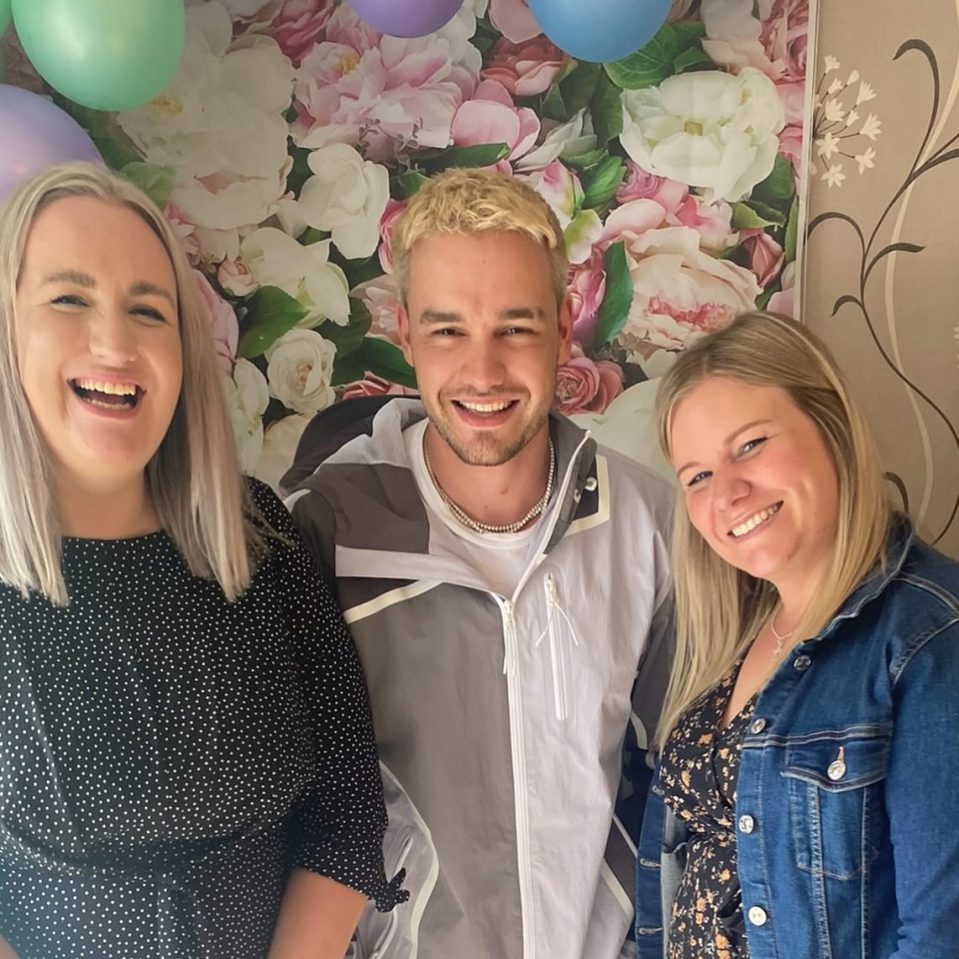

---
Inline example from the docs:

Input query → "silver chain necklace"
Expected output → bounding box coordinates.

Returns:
[423,436,556,535]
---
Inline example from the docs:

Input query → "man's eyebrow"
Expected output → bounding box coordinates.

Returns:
[419,310,462,325]
[500,307,546,321]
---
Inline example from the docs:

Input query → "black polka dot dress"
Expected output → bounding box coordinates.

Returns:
[0,481,403,959]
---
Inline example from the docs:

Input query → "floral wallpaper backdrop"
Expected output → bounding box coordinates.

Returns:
[2,0,813,489]
[803,0,959,559]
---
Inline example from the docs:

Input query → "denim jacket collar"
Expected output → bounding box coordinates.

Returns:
[813,514,913,644]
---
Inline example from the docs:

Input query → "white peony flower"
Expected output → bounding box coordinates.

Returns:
[516,109,598,172]
[265,329,337,415]
[252,413,313,492]
[222,359,270,474]
[239,227,351,327]
[118,2,295,259]
[297,144,390,261]
[620,67,785,203]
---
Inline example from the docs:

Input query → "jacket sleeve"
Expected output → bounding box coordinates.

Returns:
[885,620,959,956]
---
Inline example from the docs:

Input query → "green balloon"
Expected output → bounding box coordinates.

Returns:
[11,0,184,111]
[0,0,10,36]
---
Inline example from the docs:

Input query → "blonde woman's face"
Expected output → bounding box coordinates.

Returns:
[14,196,182,498]
[669,376,840,599]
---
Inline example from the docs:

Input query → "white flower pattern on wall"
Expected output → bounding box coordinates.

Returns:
[812,55,881,185]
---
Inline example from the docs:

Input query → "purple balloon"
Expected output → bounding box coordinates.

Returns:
[346,0,463,37]
[0,84,102,204]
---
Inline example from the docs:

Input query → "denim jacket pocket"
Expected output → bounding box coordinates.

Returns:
[782,729,891,881]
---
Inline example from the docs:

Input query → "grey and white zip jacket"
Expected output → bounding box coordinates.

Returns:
[283,398,674,959]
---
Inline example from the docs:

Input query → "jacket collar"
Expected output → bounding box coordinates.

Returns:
[815,515,914,642]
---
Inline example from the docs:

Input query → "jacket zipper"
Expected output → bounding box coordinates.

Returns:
[497,596,536,959]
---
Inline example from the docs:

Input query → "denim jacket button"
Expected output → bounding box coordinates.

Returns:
[827,758,847,781]
[748,906,768,926]
[750,718,767,734]
[738,814,755,834]
[793,654,812,670]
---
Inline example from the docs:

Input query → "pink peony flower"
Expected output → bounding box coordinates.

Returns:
[768,261,796,316]
[482,35,566,97]
[553,344,625,415]
[217,257,257,297]
[292,5,481,162]
[671,195,737,254]
[524,160,580,228]
[741,229,785,287]
[451,79,540,169]
[761,0,808,81]
[489,0,541,44]
[165,204,202,263]
[377,198,407,274]
[195,270,240,374]
[778,124,804,176]
[265,0,334,64]
[616,161,687,216]
[567,246,606,345]
[342,374,418,399]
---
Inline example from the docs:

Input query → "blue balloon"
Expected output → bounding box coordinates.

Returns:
[528,0,672,63]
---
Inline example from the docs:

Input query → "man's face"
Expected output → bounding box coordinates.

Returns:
[398,230,571,466]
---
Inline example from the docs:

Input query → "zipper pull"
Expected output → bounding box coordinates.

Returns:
[501,598,518,677]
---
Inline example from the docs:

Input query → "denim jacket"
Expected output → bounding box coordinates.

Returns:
[635,519,959,959]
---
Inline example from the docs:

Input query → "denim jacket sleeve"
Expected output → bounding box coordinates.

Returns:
[635,762,689,959]
[885,619,959,957]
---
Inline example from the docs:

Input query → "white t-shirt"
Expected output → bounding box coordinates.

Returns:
[403,419,540,600]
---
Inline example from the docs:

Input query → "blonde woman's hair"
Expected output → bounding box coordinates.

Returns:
[0,162,263,605]
[392,167,569,303]
[654,311,892,746]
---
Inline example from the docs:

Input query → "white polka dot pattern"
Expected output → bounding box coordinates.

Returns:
[0,480,403,958]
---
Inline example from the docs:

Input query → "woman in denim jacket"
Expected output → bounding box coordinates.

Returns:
[635,311,959,959]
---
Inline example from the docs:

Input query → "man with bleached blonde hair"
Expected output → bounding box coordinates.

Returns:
[284,168,674,959]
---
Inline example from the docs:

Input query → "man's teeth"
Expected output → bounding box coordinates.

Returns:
[459,400,512,413]
[731,503,781,538]
[74,378,137,396]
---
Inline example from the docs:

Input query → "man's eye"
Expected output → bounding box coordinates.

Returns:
[433,328,461,337]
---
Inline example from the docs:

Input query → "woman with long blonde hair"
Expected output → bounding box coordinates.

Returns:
[0,163,402,959]
[635,311,959,958]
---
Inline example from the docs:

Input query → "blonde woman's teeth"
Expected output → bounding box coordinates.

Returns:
[730,503,781,538]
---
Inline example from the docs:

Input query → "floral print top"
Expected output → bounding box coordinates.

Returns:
[660,662,756,959]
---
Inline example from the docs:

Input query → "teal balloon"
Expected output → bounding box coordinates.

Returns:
[11,0,185,111]
[0,0,10,36]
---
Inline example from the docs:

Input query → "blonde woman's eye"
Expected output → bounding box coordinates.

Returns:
[686,470,710,488]
[51,294,87,308]
[739,436,768,456]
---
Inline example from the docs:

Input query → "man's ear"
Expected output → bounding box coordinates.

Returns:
[397,302,414,366]
[557,295,573,364]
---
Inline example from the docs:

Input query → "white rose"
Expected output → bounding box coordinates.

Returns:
[239,227,351,327]
[297,144,390,260]
[621,67,785,203]
[222,359,270,474]
[252,413,312,492]
[118,2,295,256]
[265,329,337,415]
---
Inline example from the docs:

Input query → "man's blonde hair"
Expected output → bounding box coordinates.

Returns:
[0,162,263,605]
[392,168,568,303]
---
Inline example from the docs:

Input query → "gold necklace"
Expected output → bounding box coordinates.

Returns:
[423,437,556,535]
[769,605,797,659]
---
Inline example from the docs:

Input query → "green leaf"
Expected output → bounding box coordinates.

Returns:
[395,169,429,198]
[287,145,313,196]
[298,227,330,245]
[237,286,309,359]
[784,196,799,263]
[604,21,707,90]
[590,70,624,145]
[561,61,602,117]
[565,146,609,171]
[317,298,372,359]
[582,155,625,211]
[591,242,633,348]
[752,155,797,204]
[358,337,418,389]
[673,47,714,74]
[331,353,367,388]
[540,83,568,122]
[120,161,176,208]
[419,143,509,172]
[731,201,780,230]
